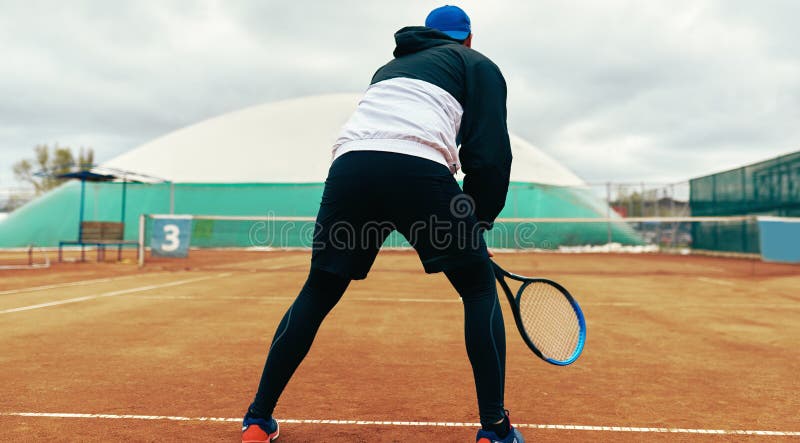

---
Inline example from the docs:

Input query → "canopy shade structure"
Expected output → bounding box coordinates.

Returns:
[56,170,116,182]
[54,168,153,245]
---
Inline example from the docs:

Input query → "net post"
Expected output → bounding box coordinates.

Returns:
[606,182,612,245]
[138,214,146,267]
[169,182,175,214]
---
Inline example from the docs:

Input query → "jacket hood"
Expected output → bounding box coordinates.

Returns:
[393,26,461,58]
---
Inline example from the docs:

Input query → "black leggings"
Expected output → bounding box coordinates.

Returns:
[249,260,506,425]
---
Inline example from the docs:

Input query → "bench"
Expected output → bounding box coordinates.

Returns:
[58,221,140,262]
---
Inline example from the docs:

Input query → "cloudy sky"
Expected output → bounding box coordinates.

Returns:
[1,0,798,187]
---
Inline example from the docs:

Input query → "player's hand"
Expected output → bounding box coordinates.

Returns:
[487,248,495,257]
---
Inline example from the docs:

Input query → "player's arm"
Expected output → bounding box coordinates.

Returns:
[458,58,512,229]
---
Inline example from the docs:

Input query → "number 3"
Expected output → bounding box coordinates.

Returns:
[162,224,181,252]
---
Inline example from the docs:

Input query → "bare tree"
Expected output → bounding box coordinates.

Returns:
[12,144,95,195]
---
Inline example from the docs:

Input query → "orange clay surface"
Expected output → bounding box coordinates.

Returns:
[0,249,798,442]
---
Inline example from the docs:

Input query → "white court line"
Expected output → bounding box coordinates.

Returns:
[136,295,297,301]
[206,260,309,271]
[0,273,231,315]
[128,295,800,309]
[352,297,457,303]
[0,274,163,296]
[697,277,735,286]
[1,412,798,436]
[583,301,800,309]
[136,295,459,303]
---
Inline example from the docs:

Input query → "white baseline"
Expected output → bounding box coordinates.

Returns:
[0,273,230,315]
[0,412,797,436]
[0,274,164,296]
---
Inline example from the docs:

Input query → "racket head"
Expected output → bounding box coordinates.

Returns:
[514,278,586,365]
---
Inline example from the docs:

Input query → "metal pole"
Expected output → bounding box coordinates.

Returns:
[627,184,632,218]
[78,179,86,238]
[138,213,146,267]
[670,184,677,248]
[670,184,676,215]
[711,175,717,249]
[79,179,86,262]
[606,181,612,245]
[655,187,660,217]
[169,182,175,214]
[640,182,646,217]
[120,177,128,260]
[121,177,127,223]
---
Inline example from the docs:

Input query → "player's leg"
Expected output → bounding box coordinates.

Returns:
[444,260,515,438]
[246,267,350,420]
[243,151,390,442]
[387,160,521,440]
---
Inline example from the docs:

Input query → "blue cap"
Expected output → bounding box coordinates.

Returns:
[425,5,471,41]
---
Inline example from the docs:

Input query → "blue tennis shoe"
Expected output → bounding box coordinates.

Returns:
[476,427,525,443]
[476,412,524,443]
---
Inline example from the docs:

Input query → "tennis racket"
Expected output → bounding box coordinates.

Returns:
[492,260,586,366]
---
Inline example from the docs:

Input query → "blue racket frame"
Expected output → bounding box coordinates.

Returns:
[492,261,587,366]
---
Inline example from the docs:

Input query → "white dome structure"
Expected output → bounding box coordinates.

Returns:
[101,94,583,187]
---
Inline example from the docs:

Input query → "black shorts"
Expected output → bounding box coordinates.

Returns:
[311,151,489,280]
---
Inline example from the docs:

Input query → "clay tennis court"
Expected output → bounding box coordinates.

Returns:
[1,250,798,442]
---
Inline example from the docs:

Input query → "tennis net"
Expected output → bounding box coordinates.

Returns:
[137,214,780,265]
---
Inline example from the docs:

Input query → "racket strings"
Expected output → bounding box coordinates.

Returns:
[518,282,581,361]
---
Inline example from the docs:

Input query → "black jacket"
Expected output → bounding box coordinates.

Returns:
[372,26,512,227]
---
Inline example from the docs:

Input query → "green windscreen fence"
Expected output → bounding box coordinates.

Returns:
[689,217,760,253]
[690,151,800,253]
[0,181,641,248]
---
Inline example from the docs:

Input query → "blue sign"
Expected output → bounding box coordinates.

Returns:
[150,217,192,258]
[758,217,800,264]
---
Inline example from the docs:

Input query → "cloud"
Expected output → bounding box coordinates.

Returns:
[0,0,798,186]
[487,0,800,181]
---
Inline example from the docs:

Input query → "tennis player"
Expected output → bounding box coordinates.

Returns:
[242,5,523,442]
